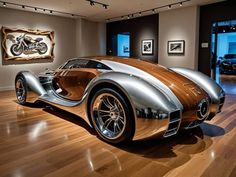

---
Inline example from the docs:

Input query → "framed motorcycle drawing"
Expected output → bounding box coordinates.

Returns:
[1,27,55,63]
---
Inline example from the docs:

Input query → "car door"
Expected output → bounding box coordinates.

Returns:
[52,59,101,101]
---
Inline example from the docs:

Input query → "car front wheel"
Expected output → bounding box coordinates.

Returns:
[90,88,134,144]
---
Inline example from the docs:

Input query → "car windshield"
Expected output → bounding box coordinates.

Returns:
[224,54,236,59]
[62,59,111,70]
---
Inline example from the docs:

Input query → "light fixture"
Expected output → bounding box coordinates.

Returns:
[0,0,85,18]
[106,0,190,22]
[87,0,109,9]
[90,1,94,6]
[103,4,107,9]
[223,29,226,33]
[131,14,134,18]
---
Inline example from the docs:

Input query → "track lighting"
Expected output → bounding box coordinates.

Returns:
[90,1,95,6]
[106,0,190,23]
[86,0,109,9]
[0,0,84,18]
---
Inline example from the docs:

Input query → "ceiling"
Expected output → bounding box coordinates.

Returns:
[2,0,225,21]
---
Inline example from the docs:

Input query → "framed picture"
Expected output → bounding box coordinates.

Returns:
[1,26,55,63]
[142,39,153,55]
[168,40,185,54]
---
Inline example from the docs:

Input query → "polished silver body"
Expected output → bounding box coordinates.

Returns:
[15,58,225,141]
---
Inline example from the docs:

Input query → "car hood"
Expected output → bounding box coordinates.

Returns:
[223,58,236,63]
[94,56,208,112]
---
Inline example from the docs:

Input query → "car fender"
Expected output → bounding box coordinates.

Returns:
[170,67,225,116]
[85,71,181,140]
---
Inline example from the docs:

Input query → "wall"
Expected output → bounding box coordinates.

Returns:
[0,7,106,90]
[199,1,236,76]
[0,7,76,90]
[76,18,106,57]
[107,14,158,63]
[158,6,199,70]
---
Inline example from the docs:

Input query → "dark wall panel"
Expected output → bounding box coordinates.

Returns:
[106,14,158,63]
[199,0,236,76]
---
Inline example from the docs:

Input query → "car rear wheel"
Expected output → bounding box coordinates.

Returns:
[15,75,27,105]
[90,88,134,144]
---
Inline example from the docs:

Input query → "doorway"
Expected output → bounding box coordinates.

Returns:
[211,20,236,94]
[111,33,130,57]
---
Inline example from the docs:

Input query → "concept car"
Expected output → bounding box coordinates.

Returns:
[15,56,225,144]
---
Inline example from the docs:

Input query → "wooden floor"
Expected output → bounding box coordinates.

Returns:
[0,91,235,177]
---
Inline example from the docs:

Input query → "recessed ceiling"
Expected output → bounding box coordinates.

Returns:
[2,0,225,21]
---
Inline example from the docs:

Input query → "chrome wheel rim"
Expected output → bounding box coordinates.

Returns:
[91,93,126,140]
[16,79,26,103]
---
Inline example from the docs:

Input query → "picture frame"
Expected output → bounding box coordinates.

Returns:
[142,39,153,55]
[1,26,55,64]
[168,40,185,54]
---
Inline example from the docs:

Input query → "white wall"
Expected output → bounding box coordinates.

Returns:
[0,7,106,90]
[76,18,106,57]
[158,6,200,70]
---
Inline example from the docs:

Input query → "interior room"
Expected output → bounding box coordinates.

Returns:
[0,0,235,177]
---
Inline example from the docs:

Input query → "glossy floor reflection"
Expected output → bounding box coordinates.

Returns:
[0,91,235,177]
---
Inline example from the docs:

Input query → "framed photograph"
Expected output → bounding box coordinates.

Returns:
[168,40,185,54]
[142,39,153,55]
[1,26,55,63]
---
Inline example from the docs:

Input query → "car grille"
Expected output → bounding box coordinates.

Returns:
[164,110,181,137]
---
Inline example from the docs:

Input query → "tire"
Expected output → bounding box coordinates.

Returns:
[10,44,23,56]
[90,88,135,144]
[38,42,48,54]
[15,75,27,105]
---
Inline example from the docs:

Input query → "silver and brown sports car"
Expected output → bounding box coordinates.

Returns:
[15,56,225,144]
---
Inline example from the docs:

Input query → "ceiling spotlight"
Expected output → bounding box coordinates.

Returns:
[3,2,6,7]
[139,12,142,16]
[168,5,171,9]
[223,29,225,33]
[127,15,130,19]
[71,14,74,17]
[131,14,134,18]
[152,9,155,14]
[106,19,110,22]
[180,2,183,6]
[34,8,37,11]
[22,5,25,8]
[43,9,46,11]
[233,27,235,30]
[90,1,95,6]
[103,4,107,9]
[50,10,52,13]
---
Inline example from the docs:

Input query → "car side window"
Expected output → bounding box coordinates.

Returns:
[86,60,111,70]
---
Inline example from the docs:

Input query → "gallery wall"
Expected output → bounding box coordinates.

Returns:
[76,18,106,57]
[158,6,199,70]
[0,7,106,90]
[106,14,158,63]
[199,1,236,76]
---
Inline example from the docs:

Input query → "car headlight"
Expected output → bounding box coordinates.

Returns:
[222,62,231,66]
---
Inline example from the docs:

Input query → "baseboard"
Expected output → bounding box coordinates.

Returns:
[0,86,15,91]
